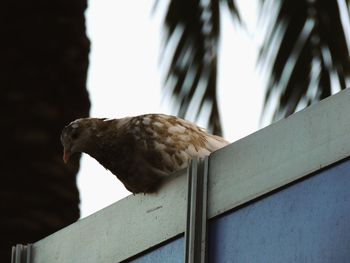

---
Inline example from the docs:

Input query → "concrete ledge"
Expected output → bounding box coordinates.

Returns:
[32,171,188,263]
[209,87,350,217]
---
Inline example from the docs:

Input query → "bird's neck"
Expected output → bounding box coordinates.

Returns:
[84,131,126,172]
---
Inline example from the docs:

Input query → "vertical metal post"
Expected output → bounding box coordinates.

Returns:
[11,244,31,263]
[185,157,209,263]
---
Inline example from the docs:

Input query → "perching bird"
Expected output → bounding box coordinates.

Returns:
[61,114,229,194]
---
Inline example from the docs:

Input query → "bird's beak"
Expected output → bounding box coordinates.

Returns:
[63,148,71,164]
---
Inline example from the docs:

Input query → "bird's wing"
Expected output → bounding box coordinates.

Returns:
[128,114,229,175]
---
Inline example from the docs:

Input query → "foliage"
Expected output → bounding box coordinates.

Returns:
[158,0,350,134]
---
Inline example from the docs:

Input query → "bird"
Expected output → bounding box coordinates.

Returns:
[61,113,229,194]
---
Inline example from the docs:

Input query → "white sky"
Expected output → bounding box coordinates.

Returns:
[79,0,264,218]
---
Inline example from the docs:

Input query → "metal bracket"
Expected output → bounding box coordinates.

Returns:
[185,157,209,263]
[11,244,32,263]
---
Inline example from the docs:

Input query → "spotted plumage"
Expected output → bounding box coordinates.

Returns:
[61,114,229,194]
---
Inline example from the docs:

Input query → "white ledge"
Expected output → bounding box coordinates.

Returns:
[32,171,188,263]
[31,88,350,263]
[209,87,350,217]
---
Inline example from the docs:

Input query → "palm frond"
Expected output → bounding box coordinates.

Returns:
[158,0,240,135]
[259,0,350,122]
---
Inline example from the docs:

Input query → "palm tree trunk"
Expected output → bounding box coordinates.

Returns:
[0,1,90,261]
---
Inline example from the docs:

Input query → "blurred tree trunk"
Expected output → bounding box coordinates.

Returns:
[0,1,90,261]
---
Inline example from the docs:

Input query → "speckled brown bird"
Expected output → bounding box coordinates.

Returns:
[61,114,229,194]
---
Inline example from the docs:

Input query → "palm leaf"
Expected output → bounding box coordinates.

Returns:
[259,0,350,121]
[157,0,240,135]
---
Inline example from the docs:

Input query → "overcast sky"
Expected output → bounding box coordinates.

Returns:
[79,0,264,218]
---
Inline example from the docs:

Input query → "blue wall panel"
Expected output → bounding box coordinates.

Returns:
[130,237,183,263]
[209,160,350,263]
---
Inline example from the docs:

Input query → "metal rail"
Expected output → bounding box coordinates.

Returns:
[185,157,209,263]
[11,244,32,263]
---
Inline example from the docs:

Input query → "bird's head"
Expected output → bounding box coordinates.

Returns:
[61,118,100,163]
